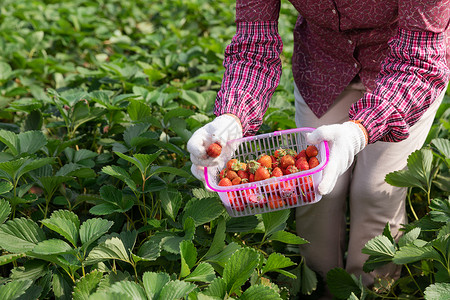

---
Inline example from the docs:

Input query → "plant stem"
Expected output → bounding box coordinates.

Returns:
[405,264,424,297]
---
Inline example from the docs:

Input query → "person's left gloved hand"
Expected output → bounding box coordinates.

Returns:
[306,121,368,195]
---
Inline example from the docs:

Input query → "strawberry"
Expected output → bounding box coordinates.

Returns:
[280,155,295,169]
[279,180,297,197]
[273,148,287,159]
[308,157,320,169]
[231,177,242,185]
[306,145,319,158]
[226,159,241,171]
[257,154,272,169]
[286,148,297,157]
[230,194,246,211]
[295,158,310,171]
[226,170,239,181]
[271,167,283,177]
[218,177,232,186]
[206,142,222,157]
[296,150,308,160]
[219,168,227,179]
[284,165,299,175]
[270,155,279,168]
[237,170,249,180]
[254,166,271,181]
[249,173,255,182]
[239,162,247,171]
[247,160,261,174]
[267,195,285,209]
[297,176,313,195]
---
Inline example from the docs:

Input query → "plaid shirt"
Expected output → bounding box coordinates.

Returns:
[214,0,450,143]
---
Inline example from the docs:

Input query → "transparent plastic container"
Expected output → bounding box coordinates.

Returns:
[204,128,330,217]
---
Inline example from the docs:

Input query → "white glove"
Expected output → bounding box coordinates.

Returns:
[187,114,243,181]
[306,121,367,195]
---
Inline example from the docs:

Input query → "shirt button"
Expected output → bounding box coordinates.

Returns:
[348,40,353,45]
[332,9,337,14]
[354,63,358,68]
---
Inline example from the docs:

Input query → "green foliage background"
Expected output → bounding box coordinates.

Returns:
[0,0,449,299]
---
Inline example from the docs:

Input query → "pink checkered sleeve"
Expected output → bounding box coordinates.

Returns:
[349,28,450,143]
[214,21,283,136]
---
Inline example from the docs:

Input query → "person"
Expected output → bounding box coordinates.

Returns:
[187,0,450,296]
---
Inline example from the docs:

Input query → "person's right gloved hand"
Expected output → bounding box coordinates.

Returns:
[187,114,243,182]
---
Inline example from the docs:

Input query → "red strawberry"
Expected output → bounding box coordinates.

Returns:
[230,193,246,211]
[249,173,255,182]
[306,145,319,158]
[226,159,241,171]
[237,170,249,180]
[206,142,222,157]
[247,160,261,174]
[295,158,310,171]
[267,195,285,209]
[271,155,279,168]
[219,168,227,179]
[284,165,299,175]
[296,150,308,160]
[231,177,242,185]
[279,180,297,197]
[218,177,232,186]
[254,166,271,181]
[271,167,283,177]
[226,170,238,181]
[257,154,272,169]
[273,148,287,159]
[280,155,295,169]
[308,157,320,169]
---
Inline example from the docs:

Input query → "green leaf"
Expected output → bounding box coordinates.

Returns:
[85,237,131,265]
[73,270,103,300]
[226,215,259,232]
[79,218,114,251]
[326,268,361,299]
[398,227,421,247]
[262,210,290,238]
[0,181,13,195]
[0,157,55,183]
[429,197,450,223]
[202,278,227,299]
[158,280,196,300]
[17,131,47,155]
[136,238,161,261]
[52,270,73,300]
[127,100,152,122]
[180,240,197,277]
[0,218,45,253]
[432,138,450,159]
[38,176,73,197]
[300,261,317,295]
[393,245,442,265]
[0,129,18,156]
[261,253,296,276]
[424,282,450,300]
[361,235,395,257]
[142,272,170,300]
[239,285,282,300]
[148,166,191,178]
[98,185,134,213]
[386,149,433,188]
[160,189,182,222]
[41,210,80,247]
[223,247,259,295]
[206,243,241,269]
[161,217,195,254]
[32,239,73,255]
[109,281,147,300]
[180,90,207,111]
[204,217,226,259]
[0,253,26,266]
[115,150,162,177]
[185,262,216,283]
[123,123,151,148]
[0,279,33,300]
[269,230,308,245]
[0,198,11,224]
[182,197,225,227]
[102,165,137,192]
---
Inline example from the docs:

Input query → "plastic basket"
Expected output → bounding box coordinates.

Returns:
[204,127,329,217]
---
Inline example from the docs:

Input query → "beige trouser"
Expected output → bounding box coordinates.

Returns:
[294,81,446,287]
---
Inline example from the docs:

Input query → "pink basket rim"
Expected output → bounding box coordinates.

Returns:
[204,127,330,192]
